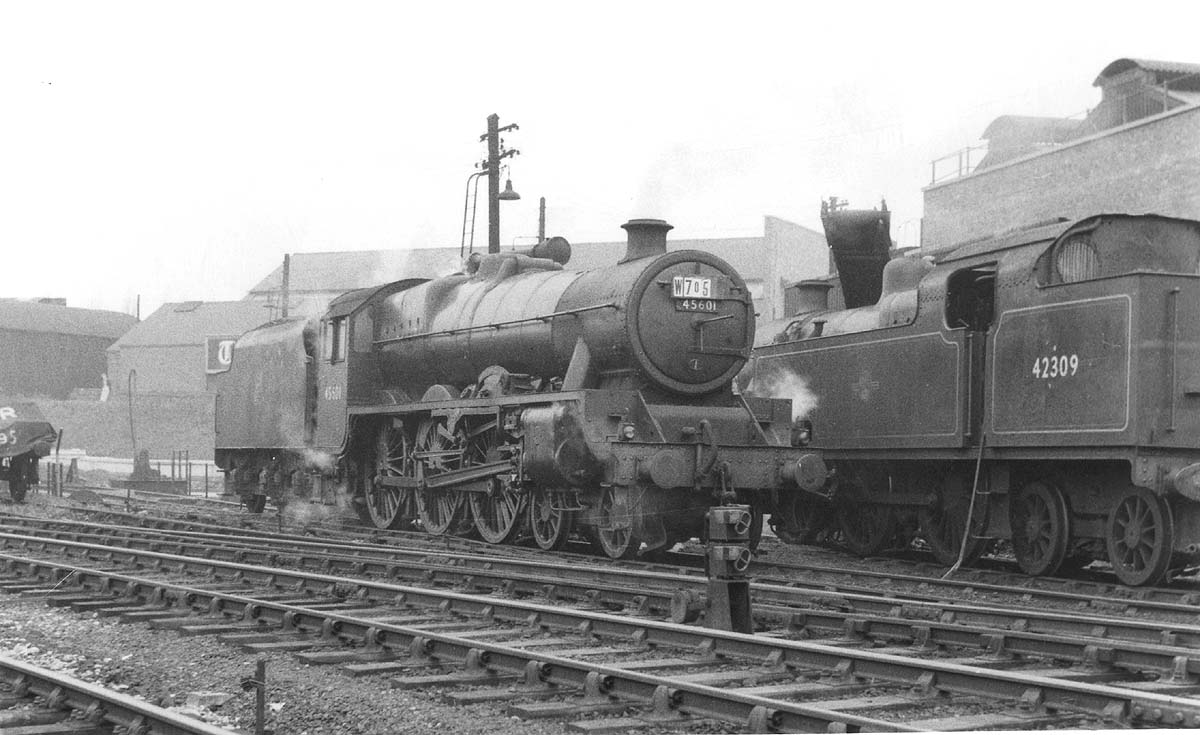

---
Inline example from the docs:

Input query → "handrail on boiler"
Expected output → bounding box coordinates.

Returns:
[373,303,618,346]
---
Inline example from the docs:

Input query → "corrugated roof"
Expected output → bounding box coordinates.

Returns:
[109,301,274,348]
[1095,58,1200,89]
[0,300,136,338]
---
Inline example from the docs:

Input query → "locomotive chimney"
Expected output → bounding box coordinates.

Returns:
[620,218,673,263]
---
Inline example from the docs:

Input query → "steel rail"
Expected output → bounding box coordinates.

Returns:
[36,506,1200,614]
[0,653,237,735]
[2,532,1199,727]
[8,517,1200,659]
[0,550,910,733]
[9,517,1200,683]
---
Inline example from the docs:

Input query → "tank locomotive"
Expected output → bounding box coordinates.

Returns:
[214,219,805,556]
[747,206,1200,586]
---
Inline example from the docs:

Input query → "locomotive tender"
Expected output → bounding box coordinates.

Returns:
[214,219,806,557]
[747,208,1200,585]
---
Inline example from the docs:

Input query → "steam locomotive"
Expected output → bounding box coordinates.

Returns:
[745,204,1200,585]
[213,220,806,557]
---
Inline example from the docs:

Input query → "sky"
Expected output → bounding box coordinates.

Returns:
[3,1,1198,315]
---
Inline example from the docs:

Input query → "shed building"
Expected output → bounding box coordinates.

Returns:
[105,301,275,395]
[0,300,135,399]
[247,215,829,326]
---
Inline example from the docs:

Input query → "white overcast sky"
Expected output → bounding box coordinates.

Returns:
[3,1,1198,315]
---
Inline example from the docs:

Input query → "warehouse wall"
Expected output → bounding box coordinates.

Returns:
[922,105,1200,252]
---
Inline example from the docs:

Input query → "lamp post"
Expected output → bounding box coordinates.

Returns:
[482,113,520,254]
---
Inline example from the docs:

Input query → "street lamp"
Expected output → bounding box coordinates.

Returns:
[499,176,520,201]
[460,114,521,258]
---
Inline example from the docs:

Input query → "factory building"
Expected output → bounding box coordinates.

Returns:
[923,58,1200,252]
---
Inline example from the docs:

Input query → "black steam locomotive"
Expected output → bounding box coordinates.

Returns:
[213,220,806,557]
[746,205,1200,585]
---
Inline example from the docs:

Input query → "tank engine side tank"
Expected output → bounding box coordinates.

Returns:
[752,210,1200,586]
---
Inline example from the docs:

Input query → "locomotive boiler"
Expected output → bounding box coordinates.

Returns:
[215,219,806,558]
[748,206,1200,586]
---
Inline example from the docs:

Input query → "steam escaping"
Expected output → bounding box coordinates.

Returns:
[744,368,819,423]
[302,448,338,472]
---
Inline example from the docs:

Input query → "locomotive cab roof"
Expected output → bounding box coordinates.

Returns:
[325,278,431,320]
[936,213,1200,280]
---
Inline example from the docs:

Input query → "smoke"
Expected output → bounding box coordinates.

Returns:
[302,448,337,472]
[743,368,819,423]
[278,473,356,527]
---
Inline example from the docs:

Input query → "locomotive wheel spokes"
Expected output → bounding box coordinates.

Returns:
[595,486,639,559]
[835,502,895,556]
[461,423,524,544]
[1011,481,1070,576]
[365,422,416,530]
[470,480,525,544]
[1106,486,1174,586]
[529,487,573,550]
[414,418,469,536]
[920,472,989,567]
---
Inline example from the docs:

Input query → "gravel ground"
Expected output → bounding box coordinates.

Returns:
[0,593,576,735]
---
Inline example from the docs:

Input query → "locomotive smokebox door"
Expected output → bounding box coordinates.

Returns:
[627,251,754,395]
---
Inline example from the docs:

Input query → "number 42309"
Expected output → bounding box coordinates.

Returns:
[1032,353,1079,379]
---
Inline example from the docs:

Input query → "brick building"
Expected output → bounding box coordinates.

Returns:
[923,58,1200,252]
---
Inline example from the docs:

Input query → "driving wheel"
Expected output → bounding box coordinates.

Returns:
[770,493,829,545]
[414,418,470,536]
[1010,481,1070,576]
[1106,486,1173,586]
[836,501,896,556]
[364,422,417,530]
[920,471,989,566]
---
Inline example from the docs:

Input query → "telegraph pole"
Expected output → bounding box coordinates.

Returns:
[481,113,519,253]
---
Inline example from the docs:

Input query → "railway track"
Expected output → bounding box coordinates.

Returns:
[29,503,1200,620]
[7,513,1200,674]
[0,651,236,734]
[3,512,1200,730]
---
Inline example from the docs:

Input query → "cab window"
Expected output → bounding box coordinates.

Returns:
[324,317,348,363]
